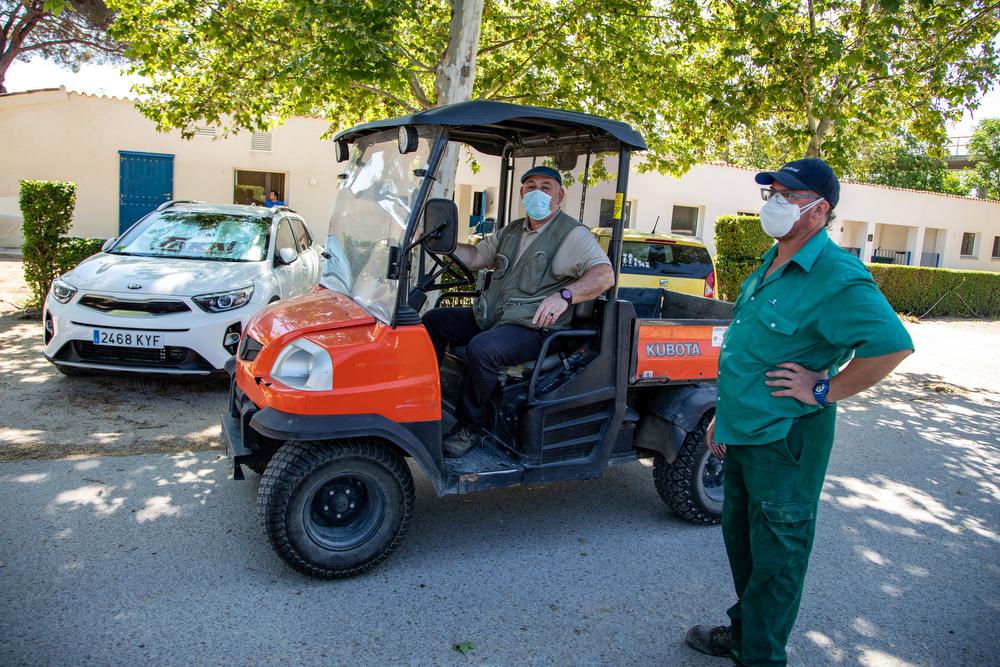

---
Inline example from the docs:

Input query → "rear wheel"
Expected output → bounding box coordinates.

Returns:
[653,413,723,524]
[257,439,415,579]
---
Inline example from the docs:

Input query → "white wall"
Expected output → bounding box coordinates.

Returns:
[0,88,339,247]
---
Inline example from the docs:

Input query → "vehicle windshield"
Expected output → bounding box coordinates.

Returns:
[322,127,439,322]
[111,211,271,262]
[620,241,713,278]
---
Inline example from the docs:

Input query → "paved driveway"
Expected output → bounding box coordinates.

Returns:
[0,313,998,665]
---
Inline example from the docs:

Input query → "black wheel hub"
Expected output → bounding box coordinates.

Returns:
[305,474,385,551]
[702,455,725,503]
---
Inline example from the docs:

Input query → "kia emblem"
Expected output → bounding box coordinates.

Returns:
[127,283,142,290]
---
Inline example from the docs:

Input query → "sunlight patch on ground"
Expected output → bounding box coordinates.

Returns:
[851,617,878,638]
[856,547,889,566]
[857,646,917,667]
[804,630,845,662]
[14,472,48,483]
[825,474,958,531]
[51,484,124,516]
[72,460,101,471]
[0,427,43,444]
[135,495,180,523]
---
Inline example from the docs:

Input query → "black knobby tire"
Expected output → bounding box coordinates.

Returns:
[653,413,724,524]
[257,439,415,579]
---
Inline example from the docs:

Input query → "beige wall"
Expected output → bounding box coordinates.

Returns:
[0,88,338,247]
[3,89,998,272]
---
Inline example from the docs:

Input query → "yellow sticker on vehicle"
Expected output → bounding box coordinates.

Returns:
[613,193,624,220]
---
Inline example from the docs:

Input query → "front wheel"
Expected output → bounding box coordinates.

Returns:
[257,439,415,579]
[653,413,723,524]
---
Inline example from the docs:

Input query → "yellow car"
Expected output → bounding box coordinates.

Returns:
[592,228,717,299]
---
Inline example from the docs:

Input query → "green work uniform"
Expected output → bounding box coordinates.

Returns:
[715,228,913,666]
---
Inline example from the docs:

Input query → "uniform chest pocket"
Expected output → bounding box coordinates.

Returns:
[492,253,511,280]
[518,250,550,292]
[757,306,798,335]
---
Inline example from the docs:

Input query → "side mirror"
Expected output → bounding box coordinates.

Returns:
[421,198,458,255]
[277,247,298,265]
[101,238,116,252]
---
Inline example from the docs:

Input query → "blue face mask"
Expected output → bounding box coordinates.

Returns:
[522,189,553,220]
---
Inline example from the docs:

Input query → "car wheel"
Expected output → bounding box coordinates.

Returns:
[257,439,415,579]
[653,413,723,524]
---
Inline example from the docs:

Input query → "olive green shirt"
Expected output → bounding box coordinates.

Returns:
[714,229,914,445]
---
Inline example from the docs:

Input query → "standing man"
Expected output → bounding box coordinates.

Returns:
[422,166,615,457]
[685,158,914,666]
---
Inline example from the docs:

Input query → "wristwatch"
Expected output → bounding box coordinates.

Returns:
[812,379,830,407]
[559,288,573,304]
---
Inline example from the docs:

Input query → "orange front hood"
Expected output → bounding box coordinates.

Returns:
[247,289,376,348]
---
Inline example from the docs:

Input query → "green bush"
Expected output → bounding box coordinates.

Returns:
[20,180,77,308]
[714,214,772,301]
[59,237,106,272]
[868,264,1000,318]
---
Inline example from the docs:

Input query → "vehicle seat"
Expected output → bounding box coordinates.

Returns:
[448,300,597,378]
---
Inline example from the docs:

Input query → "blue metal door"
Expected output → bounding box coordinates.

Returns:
[119,151,174,233]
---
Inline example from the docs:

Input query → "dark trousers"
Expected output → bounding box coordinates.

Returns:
[722,405,837,667]
[421,307,545,425]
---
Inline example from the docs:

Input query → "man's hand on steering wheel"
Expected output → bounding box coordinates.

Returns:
[532,292,570,328]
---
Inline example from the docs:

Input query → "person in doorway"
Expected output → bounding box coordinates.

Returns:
[264,191,285,208]
[421,166,615,457]
[684,158,914,666]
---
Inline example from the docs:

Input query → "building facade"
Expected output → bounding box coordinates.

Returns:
[3,88,999,272]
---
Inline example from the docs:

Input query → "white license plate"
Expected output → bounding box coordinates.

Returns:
[92,329,164,349]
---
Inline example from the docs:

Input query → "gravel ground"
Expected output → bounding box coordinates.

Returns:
[0,258,997,666]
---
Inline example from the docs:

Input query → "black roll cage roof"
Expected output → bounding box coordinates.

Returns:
[334,101,647,157]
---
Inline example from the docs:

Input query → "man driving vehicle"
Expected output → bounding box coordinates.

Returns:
[422,166,616,457]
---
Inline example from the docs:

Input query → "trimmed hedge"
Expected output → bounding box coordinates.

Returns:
[868,264,1000,318]
[714,214,773,301]
[20,180,76,308]
[59,237,106,272]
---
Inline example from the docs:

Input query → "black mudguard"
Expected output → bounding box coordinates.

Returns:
[634,384,716,463]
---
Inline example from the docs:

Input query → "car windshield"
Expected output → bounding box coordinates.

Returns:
[111,211,271,262]
[322,127,439,322]
[620,241,713,278]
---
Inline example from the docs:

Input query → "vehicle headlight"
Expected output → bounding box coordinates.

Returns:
[270,338,333,391]
[193,285,254,313]
[51,278,77,304]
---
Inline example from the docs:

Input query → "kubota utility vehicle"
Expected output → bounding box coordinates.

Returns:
[221,102,733,579]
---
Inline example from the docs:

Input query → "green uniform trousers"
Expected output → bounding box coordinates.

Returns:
[722,405,837,666]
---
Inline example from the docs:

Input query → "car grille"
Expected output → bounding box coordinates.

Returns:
[79,295,190,315]
[67,341,212,370]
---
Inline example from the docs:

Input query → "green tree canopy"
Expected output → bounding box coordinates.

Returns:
[849,132,968,195]
[1,0,123,94]
[967,117,1000,199]
[107,0,1000,178]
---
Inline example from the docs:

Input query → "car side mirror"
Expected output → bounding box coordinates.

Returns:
[101,238,115,252]
[421,198,458,255]
[277,247,298,265]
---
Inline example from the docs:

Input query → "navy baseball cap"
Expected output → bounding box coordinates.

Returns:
[756,158,840,209]
[520,166,562,186]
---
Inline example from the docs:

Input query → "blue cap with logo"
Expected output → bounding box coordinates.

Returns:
[755,157,840,209]
[520,166,563,186]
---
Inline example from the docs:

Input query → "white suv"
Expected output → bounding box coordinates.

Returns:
[43,202,324,375]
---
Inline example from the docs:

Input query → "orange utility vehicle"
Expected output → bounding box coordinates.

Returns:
[222,102,733,579]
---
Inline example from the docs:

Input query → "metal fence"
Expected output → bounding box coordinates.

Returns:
[870,248,912,265]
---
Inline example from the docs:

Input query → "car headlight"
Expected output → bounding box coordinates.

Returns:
[51,278,77,304]
[192,285,254,313]
[270,338,333,391]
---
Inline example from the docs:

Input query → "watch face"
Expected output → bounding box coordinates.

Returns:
[561,289,572,300]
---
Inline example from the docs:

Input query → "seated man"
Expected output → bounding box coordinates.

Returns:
[422,166,616,457]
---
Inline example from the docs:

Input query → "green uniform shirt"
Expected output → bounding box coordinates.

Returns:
[714,228,914,445]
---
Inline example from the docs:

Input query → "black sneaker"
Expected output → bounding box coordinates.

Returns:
[442,423,484,458]
[684,624,734,657]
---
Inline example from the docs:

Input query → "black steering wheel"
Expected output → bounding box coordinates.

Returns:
[420,246,476,291]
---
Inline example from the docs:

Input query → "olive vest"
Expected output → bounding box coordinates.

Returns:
[473,211,583,330]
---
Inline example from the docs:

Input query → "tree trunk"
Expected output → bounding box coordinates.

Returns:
[431,0,485,201]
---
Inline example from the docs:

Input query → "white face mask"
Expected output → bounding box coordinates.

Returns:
[759,194,822,238]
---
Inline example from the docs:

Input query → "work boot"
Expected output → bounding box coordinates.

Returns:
[684,624,734,657]
[442,423,484,458]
